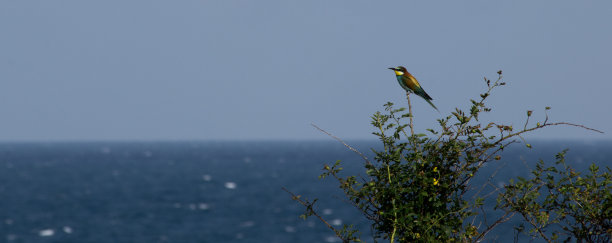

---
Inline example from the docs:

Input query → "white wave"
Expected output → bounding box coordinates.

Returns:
[325,236,340,242]
[39,229,54,237]
[198,203,210,210]
[224,182,237,189]
[330,219,342,226]
[6,234,17,241]
[239,221,255,227]
[284,226,296,233]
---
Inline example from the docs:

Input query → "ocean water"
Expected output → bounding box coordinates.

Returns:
[0,140,610,243]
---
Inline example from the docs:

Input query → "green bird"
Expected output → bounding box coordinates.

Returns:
[388,66,439,111]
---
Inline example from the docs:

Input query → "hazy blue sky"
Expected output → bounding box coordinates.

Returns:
[1,1,610,141]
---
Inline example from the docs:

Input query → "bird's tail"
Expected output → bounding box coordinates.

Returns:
[425,99,440,112]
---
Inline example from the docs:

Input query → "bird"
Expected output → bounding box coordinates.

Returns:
[388,66,439,111]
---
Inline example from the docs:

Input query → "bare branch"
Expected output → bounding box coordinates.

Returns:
[543,122,603,134]
[475,211,516,242]
[311,123,373,166]
[282,187,349,242]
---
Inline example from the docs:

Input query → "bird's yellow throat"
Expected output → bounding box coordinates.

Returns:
[394,70,404,76]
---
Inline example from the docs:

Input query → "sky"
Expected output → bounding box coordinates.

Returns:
[0,1,610,141]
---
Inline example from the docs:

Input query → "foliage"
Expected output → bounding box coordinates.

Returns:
[285,71,607,242]
[497,150,612,242]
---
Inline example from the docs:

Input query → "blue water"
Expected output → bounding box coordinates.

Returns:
[0,140,610,242]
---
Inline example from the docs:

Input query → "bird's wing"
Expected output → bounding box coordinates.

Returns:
[403,73,421,91]
[405,73,435,100]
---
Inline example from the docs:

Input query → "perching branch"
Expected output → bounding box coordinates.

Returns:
[406,91,414,137]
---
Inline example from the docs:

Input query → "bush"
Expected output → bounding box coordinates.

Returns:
[285,71,608,242]
[498,150,611,242]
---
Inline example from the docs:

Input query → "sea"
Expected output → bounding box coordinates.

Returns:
[0,140,610,243]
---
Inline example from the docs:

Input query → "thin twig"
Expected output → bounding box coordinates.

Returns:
[521,211,552,243]
[282,187,349,242]
[543,122,603,134]
[475,211,516,242]
[311,123,372,166]
[472,161,506,201]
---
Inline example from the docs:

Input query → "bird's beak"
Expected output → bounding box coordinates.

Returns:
[388,67,396,71]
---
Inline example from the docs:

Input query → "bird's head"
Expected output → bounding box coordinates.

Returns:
[388,66,408,76]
